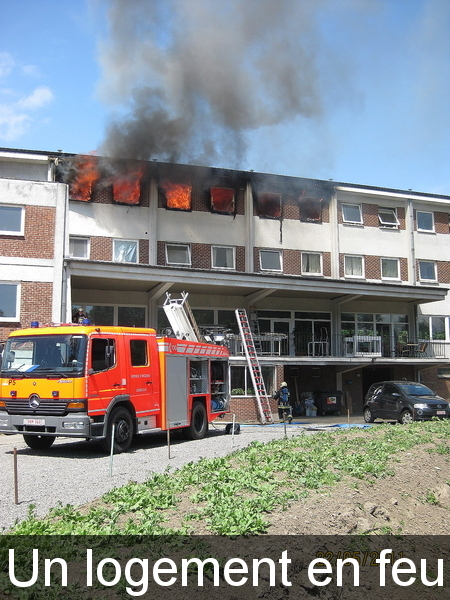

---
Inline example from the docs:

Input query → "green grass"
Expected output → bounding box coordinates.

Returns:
[8,419,450,536]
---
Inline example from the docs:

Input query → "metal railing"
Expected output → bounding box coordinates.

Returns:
[226,332,447,359]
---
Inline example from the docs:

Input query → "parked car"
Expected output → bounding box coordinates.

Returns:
[363,381,450,424]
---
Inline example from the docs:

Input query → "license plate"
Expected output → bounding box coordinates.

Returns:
[436,411,446,416]
[23,418,45,426]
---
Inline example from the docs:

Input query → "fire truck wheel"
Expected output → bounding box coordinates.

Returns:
[185,401,208,440]
[23,434,56,450]
[101,407,133,453]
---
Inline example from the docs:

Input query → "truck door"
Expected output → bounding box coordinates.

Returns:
[87,336,123,414]
[127,337,158,416]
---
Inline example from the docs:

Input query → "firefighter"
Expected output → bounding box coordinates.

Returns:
[274,381,292,423]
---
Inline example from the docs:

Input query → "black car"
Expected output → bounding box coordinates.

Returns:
[363,381,450,424]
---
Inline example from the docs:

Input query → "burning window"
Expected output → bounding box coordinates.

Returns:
[210,187,235,214]
[162,182,192,211]
[69,156,99,202]
[112,168,144,205]
[257,193,281,219]
[299,197,322,223]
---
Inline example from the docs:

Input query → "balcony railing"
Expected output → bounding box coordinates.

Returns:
[225,332,447,359]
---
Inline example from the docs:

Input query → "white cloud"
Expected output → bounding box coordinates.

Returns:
[0,52,54,141]
[0,105,30,141]
[0,52,15,79]
[18,86,54,110]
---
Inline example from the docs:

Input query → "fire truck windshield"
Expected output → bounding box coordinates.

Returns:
[1,334,87,377]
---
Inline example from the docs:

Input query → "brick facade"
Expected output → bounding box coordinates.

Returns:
[0,206,56,259]
[0,281,53,340]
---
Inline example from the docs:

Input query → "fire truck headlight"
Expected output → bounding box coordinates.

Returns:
[0,419,8,427]
[62,421,86,430]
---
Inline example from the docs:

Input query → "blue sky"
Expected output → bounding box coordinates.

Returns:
[1,0,450,195]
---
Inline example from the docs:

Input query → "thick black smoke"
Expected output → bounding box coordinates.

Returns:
[97,0,338,167]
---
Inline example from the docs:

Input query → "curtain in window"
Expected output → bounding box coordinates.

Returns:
[302,253,321,273]
[114,241,137,263]
[345,256,362,276]
[381,258,398,278]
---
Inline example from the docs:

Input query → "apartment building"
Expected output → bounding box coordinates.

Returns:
[1,147,449,420]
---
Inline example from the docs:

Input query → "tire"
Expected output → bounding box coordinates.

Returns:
[23,434,56,450]
[400,409,414,425]
[363,407,375,423]
[185,401,208,440]
[100,407,134,453]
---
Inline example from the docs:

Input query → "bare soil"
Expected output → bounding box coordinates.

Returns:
[160,432,450,536]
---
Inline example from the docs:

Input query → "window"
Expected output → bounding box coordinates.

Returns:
[260,249,282,271]
[69,236,90,259]
[378,207,399,228]
[299,198,322,223]
[301,252,322,275]
[118,307,146,327]
[417,211,434,232]
[417,315,446,340]
[212,246,235,270]
[344,255,364,278]
[419,260,437,281]
[230,365,274,396]
[0,283,20,321]
[166,243,191,265]
[0,205,24,235]
[381,258,400,280]
[342,203,362,225]
[130,340,148,366]
[91,338,115,372]
[113,239,138,263]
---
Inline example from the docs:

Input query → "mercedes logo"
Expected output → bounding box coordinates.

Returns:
[29,394,41,409]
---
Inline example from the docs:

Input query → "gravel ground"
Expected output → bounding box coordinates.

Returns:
[0,421,322,532]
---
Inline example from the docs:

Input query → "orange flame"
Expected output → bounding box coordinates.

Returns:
[113,168,144,204]
[162,182,192,210]
[69,156,99,202]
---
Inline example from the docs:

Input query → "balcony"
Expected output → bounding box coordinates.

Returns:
[226,332,447,360]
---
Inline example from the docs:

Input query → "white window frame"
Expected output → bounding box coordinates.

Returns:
[418,260,437,282]
[301,252,323,276]
[344,255,364,278]
[342,203,363,225]
[378,207,399,229]
[417,211,434,232]
[0,204,24,236]
[69,236,90,259]
[0,282,20,322]
[211,245,235,270]
[260,249,282,272]
[113,239,139,264]
[166,243,191,266]
[381,257,400,280]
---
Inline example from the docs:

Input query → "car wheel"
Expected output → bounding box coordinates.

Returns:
[400,409,414,425]
[23,434,56,450]
[184,401,208,440]
[101,407,134,453]
[363,407,374,423]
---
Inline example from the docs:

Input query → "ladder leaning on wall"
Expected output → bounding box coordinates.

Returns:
[235,308,274,424]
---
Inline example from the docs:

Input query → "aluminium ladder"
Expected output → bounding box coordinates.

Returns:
[235,308,274,424]
[163,292,205,342]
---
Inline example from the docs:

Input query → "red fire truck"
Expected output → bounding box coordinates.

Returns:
[0,295,230,452]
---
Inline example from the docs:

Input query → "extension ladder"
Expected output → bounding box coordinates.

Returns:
[235,308,274,424]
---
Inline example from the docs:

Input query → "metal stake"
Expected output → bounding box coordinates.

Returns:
[109,423,115,477]
[13,447,18,505]
[231,413,236,447]
[166,420,171,459]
